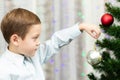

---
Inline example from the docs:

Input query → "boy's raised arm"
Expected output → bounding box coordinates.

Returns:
[37,23,101,64]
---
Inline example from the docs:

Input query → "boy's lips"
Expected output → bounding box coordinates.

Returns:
[34,49,37,50]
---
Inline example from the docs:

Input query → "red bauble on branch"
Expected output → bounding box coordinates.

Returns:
[101,13,114,26]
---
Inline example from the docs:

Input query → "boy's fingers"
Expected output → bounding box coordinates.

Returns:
[93,28,101,37]
[91,30,100,39]
[92,31,97,38]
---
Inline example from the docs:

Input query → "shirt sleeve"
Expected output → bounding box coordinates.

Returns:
[37,23,82,64]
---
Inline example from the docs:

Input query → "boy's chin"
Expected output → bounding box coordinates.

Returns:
[29,54,35,57]
[25,53,35,57]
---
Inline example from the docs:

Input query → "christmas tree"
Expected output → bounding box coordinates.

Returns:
[87,0,120,80]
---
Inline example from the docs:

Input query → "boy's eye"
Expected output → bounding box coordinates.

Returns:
[33,36,38,39]
[32,34,40,40]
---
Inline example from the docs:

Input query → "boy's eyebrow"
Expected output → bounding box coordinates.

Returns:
[34,33,40,36]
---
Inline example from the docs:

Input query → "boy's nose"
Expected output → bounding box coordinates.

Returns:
[36,41,40,46]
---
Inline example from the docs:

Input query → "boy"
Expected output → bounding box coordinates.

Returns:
[0,8,101,80]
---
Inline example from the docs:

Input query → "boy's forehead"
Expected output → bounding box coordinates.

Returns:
[28,24,41,33]
[30,24,41,29]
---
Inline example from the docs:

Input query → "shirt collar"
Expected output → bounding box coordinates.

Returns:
[4,48,25,65]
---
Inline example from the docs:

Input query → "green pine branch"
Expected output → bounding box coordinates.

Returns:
[100,24,120,39]
[117,0,120,2]
[96,39,120,57]
[87,73,97,80]
[89,51,120,80]
[105,3,120,22]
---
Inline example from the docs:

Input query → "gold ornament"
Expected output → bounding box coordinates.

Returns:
[87,50,102,65]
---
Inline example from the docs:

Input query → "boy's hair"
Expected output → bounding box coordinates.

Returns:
[1,8,41,43]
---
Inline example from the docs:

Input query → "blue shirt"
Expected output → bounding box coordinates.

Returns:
[0,23,81,80]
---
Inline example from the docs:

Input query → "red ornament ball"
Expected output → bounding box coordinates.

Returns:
[101,13,114,26]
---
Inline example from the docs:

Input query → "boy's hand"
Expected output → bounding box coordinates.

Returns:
[79,23,101,39]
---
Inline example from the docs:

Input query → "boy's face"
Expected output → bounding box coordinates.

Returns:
[18,24,41,57]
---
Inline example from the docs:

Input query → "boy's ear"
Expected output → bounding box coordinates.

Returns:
[10,34,21,46]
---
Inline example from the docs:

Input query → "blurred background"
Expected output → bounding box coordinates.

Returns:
[0,0,112,80]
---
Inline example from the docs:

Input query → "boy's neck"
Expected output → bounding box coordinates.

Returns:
[8,44,20,55]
